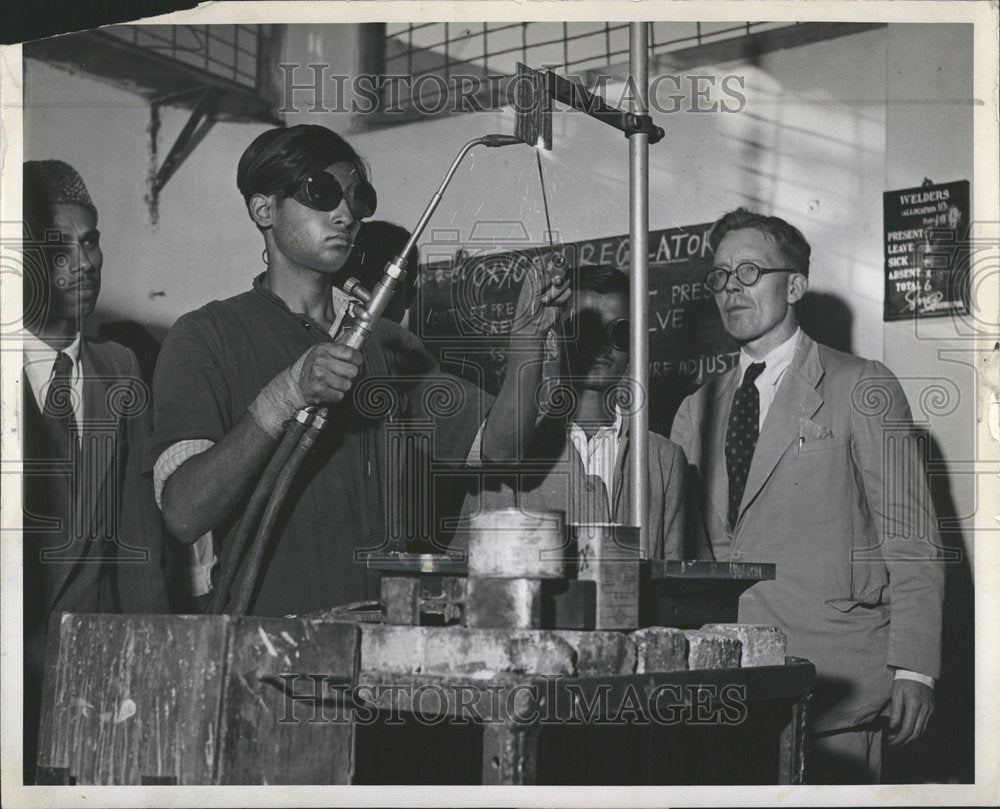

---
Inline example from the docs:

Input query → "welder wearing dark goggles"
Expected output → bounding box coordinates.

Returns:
[566,310,631,354]
[294,171,378,220]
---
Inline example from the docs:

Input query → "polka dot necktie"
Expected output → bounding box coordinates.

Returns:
[725,361,766,531]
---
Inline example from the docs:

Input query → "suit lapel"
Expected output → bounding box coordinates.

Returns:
[739,334,824,518]
[78,341,119,545]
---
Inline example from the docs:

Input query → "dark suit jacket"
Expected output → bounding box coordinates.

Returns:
[22,337,169,775]
[671,332,944,732]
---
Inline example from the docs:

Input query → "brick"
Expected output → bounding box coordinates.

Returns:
[506,634,576,676]
[630,627,688,674]
[464,578,542,629]
[682,630,741,670]
[701,624,786,667]
[556,630,636,676]
[359,626,576,676]
[361,625,428,673]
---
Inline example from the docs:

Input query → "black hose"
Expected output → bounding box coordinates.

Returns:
[207,416,309,614]
[234,409,328,614]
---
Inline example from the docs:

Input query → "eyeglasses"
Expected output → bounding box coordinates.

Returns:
[564,313,630,353]
[705,262,796,292]
[295,172,378,220]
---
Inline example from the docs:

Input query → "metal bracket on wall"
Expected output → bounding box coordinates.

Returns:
[147,86,223,213]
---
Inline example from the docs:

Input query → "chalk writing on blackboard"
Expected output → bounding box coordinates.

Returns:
[414,223,739,436]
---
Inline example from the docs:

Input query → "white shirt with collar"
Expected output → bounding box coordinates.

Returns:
[567,403,625,504]
[740,325,933,689]
[737,326,802,431]
[23,330,84,436]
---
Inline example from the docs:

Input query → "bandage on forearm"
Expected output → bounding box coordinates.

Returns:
[247,352,308,439]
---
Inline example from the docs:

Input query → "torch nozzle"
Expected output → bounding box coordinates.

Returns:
[481,134,525,148]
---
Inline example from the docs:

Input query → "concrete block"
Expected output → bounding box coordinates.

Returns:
[556,630,636,676]
[682,630,741,670]
[701,624,786,667]
[630,627,688,673]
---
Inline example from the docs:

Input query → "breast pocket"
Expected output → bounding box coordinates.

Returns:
[788,436,850,526]
[797,435,848,454]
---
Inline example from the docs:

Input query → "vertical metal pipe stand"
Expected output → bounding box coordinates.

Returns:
[628,21,651,557]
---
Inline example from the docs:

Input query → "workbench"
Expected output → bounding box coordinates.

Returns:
[351,650,815,785]
[36,611,814,785]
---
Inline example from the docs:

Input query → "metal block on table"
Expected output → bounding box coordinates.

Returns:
[572,524,641,630]
[464,578,543,629]
[643,560,776,629]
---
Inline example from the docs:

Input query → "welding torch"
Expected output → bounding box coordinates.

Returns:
[210,134,528,615]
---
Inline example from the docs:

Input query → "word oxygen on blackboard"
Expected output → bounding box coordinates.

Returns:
[883,180,970,320]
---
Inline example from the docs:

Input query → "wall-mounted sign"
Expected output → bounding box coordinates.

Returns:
[883,179,970,321]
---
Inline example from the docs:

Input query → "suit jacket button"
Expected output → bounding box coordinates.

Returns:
[585,482,595,492]
[731,550,745,560]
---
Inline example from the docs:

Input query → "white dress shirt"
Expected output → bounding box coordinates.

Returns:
[568,404,625,508]
[23,330,84,437]
[737,326,802,431]
[743,327,933,688]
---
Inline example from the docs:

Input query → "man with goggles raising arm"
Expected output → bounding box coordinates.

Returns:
[454,263,710,562]
[670,208,944,783]
[146,125,482,615]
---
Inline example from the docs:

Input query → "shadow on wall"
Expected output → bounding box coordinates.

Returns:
[883,429,974,784]
[797,291,854,355]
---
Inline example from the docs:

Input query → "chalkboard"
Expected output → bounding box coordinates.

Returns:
[413,223,739,436]
[883,180,970,321]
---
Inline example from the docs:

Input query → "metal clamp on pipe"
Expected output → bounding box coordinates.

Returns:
[622,113,665,144]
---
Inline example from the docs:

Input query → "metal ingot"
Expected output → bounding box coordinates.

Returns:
[571,523,641,630]
[466,508,567,578]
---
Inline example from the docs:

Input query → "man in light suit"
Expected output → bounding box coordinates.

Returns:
[670,208,944,783]
[21,160,169,782]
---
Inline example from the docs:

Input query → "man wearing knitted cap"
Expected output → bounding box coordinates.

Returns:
[21,160,169,781]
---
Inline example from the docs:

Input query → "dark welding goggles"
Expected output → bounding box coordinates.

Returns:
[567,312,631,353]
[295,172,378,220]
[605,318,631,352]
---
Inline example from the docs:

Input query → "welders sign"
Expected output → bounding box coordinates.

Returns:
[883,180,970,320]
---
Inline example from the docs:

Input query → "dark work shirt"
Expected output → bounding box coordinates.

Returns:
[146,275,483,616]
